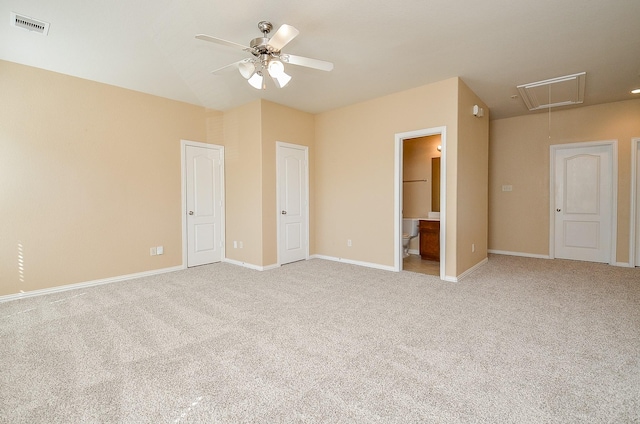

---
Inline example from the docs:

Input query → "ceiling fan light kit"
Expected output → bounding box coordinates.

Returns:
[196,20,333,90]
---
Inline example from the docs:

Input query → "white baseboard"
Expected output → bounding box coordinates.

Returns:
[0,265,184,304]
[453,257,489,282]
[310,254,396,272]
[311,254,463,282]
[489,250,632,267]
[222,258,280,271]
[488,249,550,259]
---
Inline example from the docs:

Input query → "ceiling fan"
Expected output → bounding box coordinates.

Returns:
[196,21,333,90]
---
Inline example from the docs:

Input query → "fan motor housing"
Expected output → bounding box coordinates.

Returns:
[250,37,274,55]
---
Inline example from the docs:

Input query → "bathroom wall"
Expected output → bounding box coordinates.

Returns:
[403,135,441,217]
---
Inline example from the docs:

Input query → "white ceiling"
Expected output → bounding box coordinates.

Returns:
[2,0,639,120]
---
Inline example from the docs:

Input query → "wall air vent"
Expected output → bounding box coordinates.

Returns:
[517,72,586,111]
[11,12,50,35]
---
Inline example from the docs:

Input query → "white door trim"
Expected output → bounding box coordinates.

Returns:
[630,137,640,267]
[549,140,617,264]
[394,126,447,280]
[181,140,225,268]
[276,141,309,266]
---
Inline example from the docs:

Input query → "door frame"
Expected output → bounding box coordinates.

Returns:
[394,126,447,280]
[630,138,640,267]
[549,140,617,264]
[276,141,309,266]
[181,140,225,268]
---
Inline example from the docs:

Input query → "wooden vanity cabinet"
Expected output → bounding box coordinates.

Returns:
[419,220,440,262]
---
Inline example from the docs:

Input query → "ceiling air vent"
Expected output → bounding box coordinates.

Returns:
[517,72,586,111]
[11,12,50,35]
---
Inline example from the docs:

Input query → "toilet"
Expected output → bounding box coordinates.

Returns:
[402,218,420,258]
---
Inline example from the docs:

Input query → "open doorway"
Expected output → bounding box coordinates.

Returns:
[394,127,446,279]
[632,138,640,267]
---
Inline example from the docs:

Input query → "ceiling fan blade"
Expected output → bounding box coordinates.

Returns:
[281,54,334,72]
[267,24,299,52]
[211,59,252,75]
[196,34,253,52]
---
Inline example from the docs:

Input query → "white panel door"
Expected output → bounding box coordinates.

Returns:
[553,144,613,263]
[277,144,308,265]
[186,145,222,267]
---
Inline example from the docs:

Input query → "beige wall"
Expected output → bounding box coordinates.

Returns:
[214,84,489,277]
[456,79,489,273]
[223,100,263,266]
[222,100,315,268]
[0,60,208,296]
[5,58,631,296]
[489,99,640,263]
[261,101,315,265]
[1,59,491,297]
[314,77,487,278]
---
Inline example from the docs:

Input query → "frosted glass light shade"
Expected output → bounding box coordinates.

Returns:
[248,72,264,89]
[272,71,291,88]
[238,61,255,79]
[268,60,285,77]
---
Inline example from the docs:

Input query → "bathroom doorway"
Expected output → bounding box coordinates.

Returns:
[394,127,446,279]
[630,138,639,267]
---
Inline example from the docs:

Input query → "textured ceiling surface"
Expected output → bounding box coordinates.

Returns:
[2,0,639,119]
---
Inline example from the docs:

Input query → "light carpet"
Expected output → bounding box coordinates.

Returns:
[1,255,638,423]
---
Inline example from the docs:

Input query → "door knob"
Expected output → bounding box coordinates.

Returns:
[556,209,561,212]
[281,210,287,215]
[189,211,194,215]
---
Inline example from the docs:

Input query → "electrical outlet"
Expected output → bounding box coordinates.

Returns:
[233,241,237,249]
[347,239,352,247]
[157,246,164,255]
[239,241,243,249]
[472,243,475,253]
[502,185,513,192]
[150,247,157,256]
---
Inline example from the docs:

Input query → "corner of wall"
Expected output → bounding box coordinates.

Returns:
[455,79,490,277]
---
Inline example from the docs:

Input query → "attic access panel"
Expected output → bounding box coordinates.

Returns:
[517,72,586,111]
